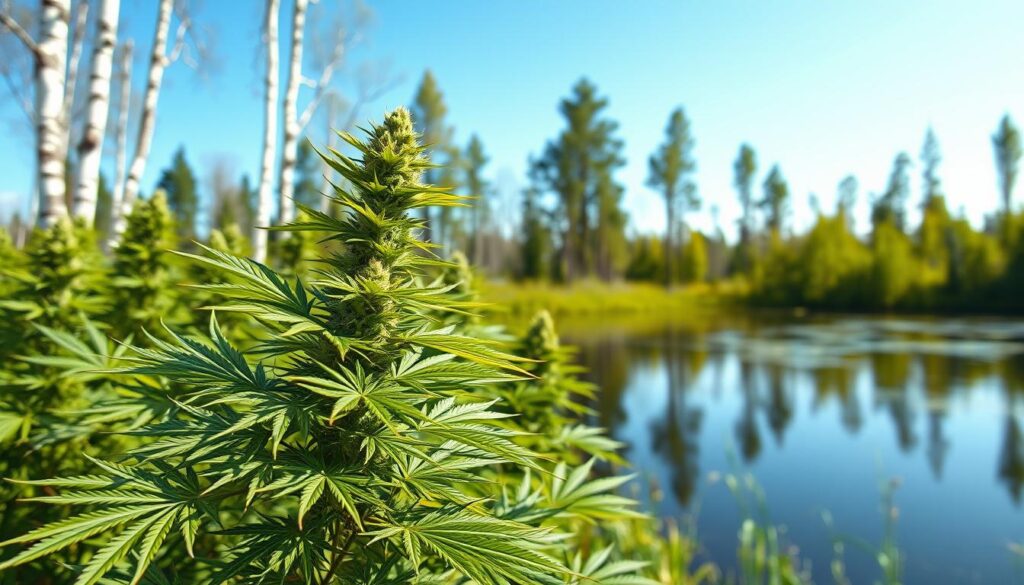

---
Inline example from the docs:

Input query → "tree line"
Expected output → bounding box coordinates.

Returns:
[388,74,1024,313]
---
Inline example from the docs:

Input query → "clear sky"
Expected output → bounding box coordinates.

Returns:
[2,0,1023,239]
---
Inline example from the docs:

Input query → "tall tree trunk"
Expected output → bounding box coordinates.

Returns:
[254,0,280,262]
[278,0,308,227]
[57,0,87,201]
[36,0,71,227]
[107,40,132,243]
[73,0,119,223]
[664,191,675,287]
[112,0,172,240]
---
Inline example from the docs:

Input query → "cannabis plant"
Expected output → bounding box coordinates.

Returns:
[107,191,184,338]
[497,310,621,462]
[0,109,616,584]
[0,220,112,582]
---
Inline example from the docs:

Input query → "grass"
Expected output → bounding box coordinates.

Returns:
[479,279,747,319]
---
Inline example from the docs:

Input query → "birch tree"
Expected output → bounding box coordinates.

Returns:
[107,39,131,236]
[111,0,198,242]
[59,0,86,169]
[253,0,279,262]
[72,0,119,223]
[278,0,347,227]
[0,0,71,226]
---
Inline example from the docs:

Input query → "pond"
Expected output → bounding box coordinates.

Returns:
[558,311,1024,584]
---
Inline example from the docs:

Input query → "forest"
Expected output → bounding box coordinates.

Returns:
[1,1,1023,584]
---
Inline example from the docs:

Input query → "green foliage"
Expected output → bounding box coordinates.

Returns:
[108,192,182,338]
[797,213,871,308]
[531,79,627,282]
[680,231,708,284]
[463,134,490,265]
[626,236,664,283]
[520,186,551,280]
[872,153,911,232]
[993,114,1022,214]
[871,221,916,309]
[411,70,459,251]
[734,144,758,244]
[648,108,698,285]
[94,174,114,240]
[295,141,324,212]
[157,147,199,242]
[759,165,789,233]
[0,108,656,585]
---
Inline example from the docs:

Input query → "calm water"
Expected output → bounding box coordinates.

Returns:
[560,312,1024,584]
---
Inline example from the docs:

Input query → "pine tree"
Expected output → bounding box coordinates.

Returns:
[920,127,943,205]
[760,164,789,234]
[872,152,912,233]
[733,144,758,272]
[993,115,1022,215]
[463,134,490,266]
[532,79,625,282]
[520,186,550,280]
[157,146,199,242]
[411,70,455,249]
[93,174,114,240]
[294,140,322,212]
[648,108,697,286]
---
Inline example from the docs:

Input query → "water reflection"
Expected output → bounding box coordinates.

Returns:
[561,313,1024,585]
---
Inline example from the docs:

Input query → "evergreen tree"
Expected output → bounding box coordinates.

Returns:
[520,186,550,280]
[294,140,322,212]
[531,79,625,282]
[837,175,858,228]
[648,107,697,286]
[93,174,114,240]
[920,127,943,205]
[872,152,912,233]
[595,173,628,280]
[760,164,790,233]
[993,114,1022,215]
[625,235,663,282]
[239,173,258,235]
[732,144,758,274]
[411,70,455,247]
[734,144,758,244]
[157,146,199,242]
[464,134,490,266]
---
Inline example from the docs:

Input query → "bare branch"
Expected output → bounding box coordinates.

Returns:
[0,4,39,57]
[166,14,191,64]
[340,70,403,132]
[1,67,33,123]
[297,43,343,130]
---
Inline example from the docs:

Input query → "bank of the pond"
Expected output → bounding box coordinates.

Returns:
[480,279,747,319]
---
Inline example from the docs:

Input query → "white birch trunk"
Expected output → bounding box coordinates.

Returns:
[36,0,71,227]
[253,0,280,263]
[72,0,120,223]
[112,0,172,240]
[59,0,86,164]
[107,39,132,241]
[277,0,307,227]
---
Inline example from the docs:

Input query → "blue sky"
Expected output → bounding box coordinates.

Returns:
[2,0,1023,239]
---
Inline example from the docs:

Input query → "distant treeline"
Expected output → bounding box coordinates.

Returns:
[6,73,1021,313]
